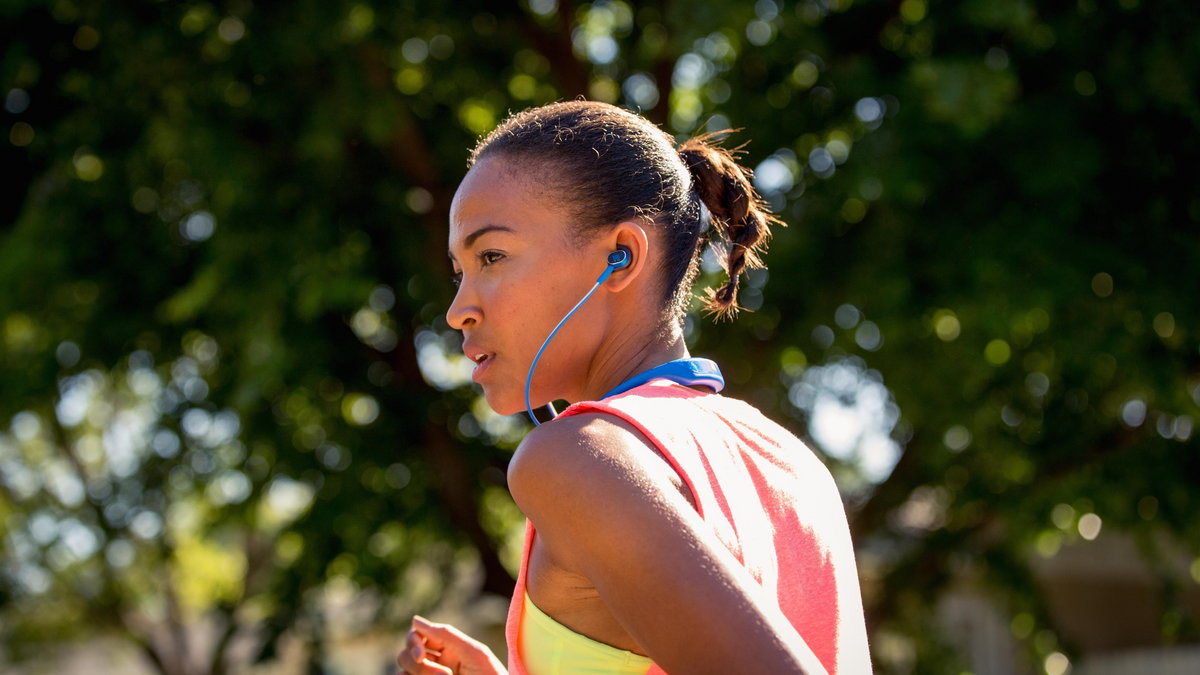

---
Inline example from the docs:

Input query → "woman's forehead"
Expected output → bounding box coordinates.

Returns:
[448,157,571,248]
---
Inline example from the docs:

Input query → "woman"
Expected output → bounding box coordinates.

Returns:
[397,101,871,674]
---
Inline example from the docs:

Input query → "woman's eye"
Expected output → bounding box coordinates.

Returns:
[480,251,503,266]
[451,270,463,287]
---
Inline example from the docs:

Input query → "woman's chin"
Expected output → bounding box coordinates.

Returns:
[480,389,525,417]
[478,382,561,419]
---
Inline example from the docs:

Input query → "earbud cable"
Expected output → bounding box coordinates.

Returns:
[524,264,618,426]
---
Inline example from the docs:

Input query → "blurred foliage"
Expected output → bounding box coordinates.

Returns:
[1,0,1199,673]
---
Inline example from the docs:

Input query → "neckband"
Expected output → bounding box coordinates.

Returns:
[528,357,724,425]
[602,357,725,399]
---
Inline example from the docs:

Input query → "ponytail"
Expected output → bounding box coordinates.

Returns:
[678,132,783,320]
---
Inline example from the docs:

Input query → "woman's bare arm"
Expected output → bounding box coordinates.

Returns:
[508,412,829,675]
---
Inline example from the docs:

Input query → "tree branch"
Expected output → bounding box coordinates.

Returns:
[498,0,589,99]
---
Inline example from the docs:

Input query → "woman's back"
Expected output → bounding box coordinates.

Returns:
[557,381,870,674]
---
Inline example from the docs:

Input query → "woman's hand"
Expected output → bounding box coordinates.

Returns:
[396,615,508,675]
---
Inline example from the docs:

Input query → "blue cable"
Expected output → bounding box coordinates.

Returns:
[525,264,620,426]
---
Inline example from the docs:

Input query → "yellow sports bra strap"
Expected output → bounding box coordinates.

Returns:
[520,592,653,675]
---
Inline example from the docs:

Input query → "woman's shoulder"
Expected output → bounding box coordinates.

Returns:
[509,412,646,494]
[507,411,688,524]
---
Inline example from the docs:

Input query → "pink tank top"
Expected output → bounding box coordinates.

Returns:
[505,380,871,674]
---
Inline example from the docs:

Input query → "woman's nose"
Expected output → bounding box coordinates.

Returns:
[446,282,481,331]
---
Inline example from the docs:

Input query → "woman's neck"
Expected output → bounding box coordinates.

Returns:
[575,322,690,403]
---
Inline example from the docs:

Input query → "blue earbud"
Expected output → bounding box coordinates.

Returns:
[525,247,632,426]
[595,246,632,284]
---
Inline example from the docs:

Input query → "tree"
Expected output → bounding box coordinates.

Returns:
[2,0,1198,673]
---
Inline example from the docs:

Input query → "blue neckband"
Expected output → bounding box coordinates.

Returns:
[602,357,725,399]
[527,356,724,425]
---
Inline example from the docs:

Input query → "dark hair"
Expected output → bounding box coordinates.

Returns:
[469,100,781,322]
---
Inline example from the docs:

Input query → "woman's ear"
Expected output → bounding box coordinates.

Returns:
[602,222,650,293]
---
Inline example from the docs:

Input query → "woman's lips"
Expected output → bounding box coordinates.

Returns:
[462,340,494,383]
[470,352,493,382]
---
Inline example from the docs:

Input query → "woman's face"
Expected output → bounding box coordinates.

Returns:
[447,155,610,415]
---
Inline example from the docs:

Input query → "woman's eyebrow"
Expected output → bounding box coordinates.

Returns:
[446,223,511,260]
[463,224,514,248]
[449,224,515,261]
